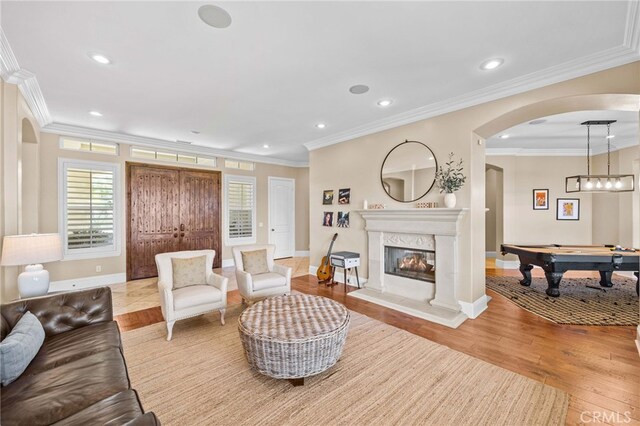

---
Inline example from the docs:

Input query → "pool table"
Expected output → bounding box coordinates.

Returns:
[500,244,640,297]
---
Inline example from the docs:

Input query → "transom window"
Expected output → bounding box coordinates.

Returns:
[224,159,255,171]
[60,137,119,155]
[130,146,216,167]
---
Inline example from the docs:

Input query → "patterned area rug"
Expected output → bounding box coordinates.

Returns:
[122,306,568,425]
[486,275,639,326]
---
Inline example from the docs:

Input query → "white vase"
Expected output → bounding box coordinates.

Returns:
[443,192,456,208]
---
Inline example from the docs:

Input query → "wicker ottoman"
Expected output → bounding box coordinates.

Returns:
[238,294,350,385]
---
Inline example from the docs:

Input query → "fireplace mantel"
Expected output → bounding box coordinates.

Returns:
[351,208,469,328]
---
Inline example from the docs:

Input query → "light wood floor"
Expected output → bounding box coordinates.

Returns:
[114,259,639,425]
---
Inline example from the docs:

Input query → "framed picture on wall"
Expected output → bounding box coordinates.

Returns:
[338,188,350,205]
[533,189,549,210]
[556,198,580,220]
[323,190,334,205]
[337,211,350,228]
[322,211,333,227]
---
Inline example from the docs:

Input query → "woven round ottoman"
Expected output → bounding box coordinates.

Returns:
[238,294,350,385]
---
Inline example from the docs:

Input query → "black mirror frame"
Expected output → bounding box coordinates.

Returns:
[380,140,438,203]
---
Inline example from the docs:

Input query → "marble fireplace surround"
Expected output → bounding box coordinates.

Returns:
[350,208,469,328]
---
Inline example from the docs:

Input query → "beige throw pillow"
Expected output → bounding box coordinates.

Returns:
[172,256,207,289]
[241,249,269,275]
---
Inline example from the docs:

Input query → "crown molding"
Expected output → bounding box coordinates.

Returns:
[624,0,640,53]
[41,122,309,168]
[0,28,52,127]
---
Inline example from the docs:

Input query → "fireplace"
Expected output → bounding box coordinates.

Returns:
[384,246,435,283]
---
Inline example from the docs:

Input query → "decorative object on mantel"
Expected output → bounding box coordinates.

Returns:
[533,189,549,210]
[380,140,438,203]
[0,233,63,298]
[363,199,368,209]
[367,203,385,209]
[565,120,635,193]
[435,152,466,208]
[416,201,439,208]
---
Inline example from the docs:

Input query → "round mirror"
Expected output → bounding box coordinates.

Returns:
[381,140,438,202]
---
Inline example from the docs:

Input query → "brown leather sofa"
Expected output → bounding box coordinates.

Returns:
[1,287,159,425]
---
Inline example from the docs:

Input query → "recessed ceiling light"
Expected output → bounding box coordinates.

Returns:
[499,134,509,139]
[315,123,326,129]
[529,119,547,125]
[191,130,201,134]
[263,144,270,148]
[89,53,111,65]
[479,58,504,71]
[198,5,232,28]
[89,110,103,117]
[428,156,434,160]
[377,99,393,107]
[349,85,369,95]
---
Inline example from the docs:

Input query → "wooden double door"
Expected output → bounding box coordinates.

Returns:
[127,163,221,280]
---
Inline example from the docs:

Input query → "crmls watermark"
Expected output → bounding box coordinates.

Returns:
[580,411,632,423]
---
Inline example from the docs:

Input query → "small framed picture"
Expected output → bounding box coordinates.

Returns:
[556,198,580,221]
[533,189,549,210]
[338,188,350,205]
[323,190,334,205]
[337,211,350,228]
[322,211,333,227]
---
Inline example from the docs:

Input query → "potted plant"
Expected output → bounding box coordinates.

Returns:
[435,152,466,208]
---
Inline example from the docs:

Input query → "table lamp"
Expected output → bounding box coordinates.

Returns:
[1,233,63,298]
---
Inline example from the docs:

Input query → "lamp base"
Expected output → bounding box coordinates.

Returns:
[18,264,50,299]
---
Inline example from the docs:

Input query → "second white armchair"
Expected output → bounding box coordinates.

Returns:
[155,250,228,341]
[232,244,291,304]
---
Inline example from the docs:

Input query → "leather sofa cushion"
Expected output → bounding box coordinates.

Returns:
[173,285,222,310]
[23,321,122,376]
[1,287,113,337]
[1,348,130,425]
[52,390,144,426]
[252,272,287,291]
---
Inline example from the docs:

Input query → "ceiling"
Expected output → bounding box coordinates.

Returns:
[486,110,639,154]
[1,1,638,165]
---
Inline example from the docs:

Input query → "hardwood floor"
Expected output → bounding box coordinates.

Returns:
[115,263,639,425]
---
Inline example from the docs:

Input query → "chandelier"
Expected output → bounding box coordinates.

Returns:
[565,120,635,193]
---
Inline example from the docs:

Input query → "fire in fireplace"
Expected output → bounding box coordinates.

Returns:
[384,246,435,283]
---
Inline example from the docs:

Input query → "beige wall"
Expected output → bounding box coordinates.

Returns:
[487,155,596,248]
[309,62,640,305]
[485,167,498,252]
[36,132,309,282]
[0,81,42,302]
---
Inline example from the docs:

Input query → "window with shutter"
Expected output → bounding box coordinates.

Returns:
[224,175,256,245]
[59,159,121,259]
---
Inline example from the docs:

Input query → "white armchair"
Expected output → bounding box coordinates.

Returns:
[232,244,291,304]
[155,250,228,341]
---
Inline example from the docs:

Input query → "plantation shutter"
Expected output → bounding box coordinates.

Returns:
[65,167,115,250]
[227,180,255,240]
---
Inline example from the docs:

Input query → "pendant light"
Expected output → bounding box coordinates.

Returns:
[565,120,635,193]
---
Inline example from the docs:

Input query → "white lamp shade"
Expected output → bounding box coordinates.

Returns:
[1,233,63,266]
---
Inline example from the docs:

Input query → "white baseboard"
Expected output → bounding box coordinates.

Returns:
[485,251,497,258]
[221,259,235,268]
[50,273,127,292]
[294,250,310,257]
[495,259,520,269]
[309,265,368,287]
[614,271,635,279]
[459,294,491,319]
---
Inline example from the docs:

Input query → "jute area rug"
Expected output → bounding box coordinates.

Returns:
[122,304,568,425]
[486,275,639,326]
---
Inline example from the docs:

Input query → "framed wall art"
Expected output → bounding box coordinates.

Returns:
[322,211,334,227]
[556,198,580,221]
[533,189,549,210]
[336,211,349,228]
[323,190,334,205]
[338,188,350,205]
